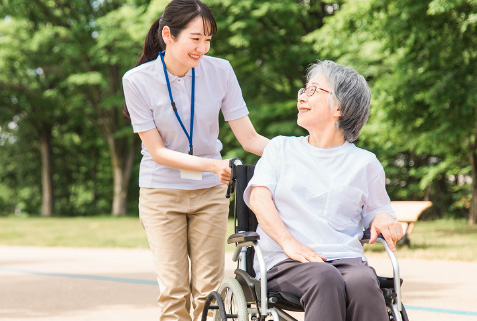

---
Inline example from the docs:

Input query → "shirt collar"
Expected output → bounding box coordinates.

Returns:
[154,56,201,84]
[303,137,353,157]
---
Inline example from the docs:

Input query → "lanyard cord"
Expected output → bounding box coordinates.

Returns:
[159,51,195,155]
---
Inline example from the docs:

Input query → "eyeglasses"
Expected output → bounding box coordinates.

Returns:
[298,86,332,97]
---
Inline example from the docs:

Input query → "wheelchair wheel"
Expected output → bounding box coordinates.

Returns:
[400,305,409,321]
[387,303,409,321]
[214,277,248,321]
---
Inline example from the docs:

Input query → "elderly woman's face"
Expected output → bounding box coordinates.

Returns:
[297,73,337,130]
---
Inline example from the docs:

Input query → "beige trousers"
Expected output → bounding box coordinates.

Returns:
[139,185,229,321]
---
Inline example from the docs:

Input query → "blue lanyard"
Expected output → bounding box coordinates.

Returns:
[159,51,195,155]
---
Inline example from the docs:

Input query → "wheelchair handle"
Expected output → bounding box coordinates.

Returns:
[225,158,243,198]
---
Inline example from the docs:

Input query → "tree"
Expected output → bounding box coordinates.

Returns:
[307,0,477,222]
[0,114,42,216]
[0,0,151,216]
[0,16,67,216]
[65,4,146,215]
[207,0,343,163]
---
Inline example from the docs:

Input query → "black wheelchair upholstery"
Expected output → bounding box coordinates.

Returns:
[229,164,258,277]
[229,163,304,312]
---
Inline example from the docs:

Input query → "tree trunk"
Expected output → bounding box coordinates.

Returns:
[468,143,477,225]
[107,134,138,216]
[87,62,138,216]
[39,129,54,217]
[92,147,98,206]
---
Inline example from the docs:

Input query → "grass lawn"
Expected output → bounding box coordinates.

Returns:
[0,216,150,249]
[1,216,476,261]
[365,218,477,261]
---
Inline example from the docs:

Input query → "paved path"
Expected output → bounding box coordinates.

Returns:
[1,246,476,320]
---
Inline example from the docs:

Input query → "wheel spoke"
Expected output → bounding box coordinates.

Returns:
[216,278,248,321]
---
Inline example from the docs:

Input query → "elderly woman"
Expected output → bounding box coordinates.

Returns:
[243,60,403,321]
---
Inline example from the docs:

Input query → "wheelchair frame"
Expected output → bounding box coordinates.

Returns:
[202,159,408,321]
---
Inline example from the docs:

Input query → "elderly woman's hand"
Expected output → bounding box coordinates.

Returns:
[369,213,403,252]
[282,238,327,263]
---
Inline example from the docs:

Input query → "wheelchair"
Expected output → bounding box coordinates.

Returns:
[202,159,409,321]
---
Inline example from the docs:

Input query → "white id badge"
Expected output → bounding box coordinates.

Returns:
[180,169,203,181]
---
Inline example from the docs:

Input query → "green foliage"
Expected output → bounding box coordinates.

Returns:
[0,0,475,220]
[0,0,148,216]
[306,0,477,219]
[0,125,42,216]
[209,0,339,163]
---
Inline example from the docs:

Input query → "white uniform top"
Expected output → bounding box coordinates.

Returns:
[243,136,395,279]
[122,55,249,189]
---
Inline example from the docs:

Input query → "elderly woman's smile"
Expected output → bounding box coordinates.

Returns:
[298,107,311,113]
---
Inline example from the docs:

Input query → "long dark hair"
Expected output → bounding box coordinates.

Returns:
[123,0,218,119]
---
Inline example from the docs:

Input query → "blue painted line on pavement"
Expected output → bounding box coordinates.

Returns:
[3,267,477,317]
[405,305,477,316]
[0,267,157,285]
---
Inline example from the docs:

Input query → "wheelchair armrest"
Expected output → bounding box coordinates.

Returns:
[362,228,403,311]
[227,231,260,244]
[361,228,384,244]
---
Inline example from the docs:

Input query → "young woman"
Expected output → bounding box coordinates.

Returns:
[122,0,268,320]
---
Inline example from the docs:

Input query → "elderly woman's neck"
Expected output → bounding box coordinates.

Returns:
[307,129,345,149]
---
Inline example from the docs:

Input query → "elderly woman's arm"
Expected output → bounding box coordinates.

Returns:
[249,186,327,263]
[368,213,404,252]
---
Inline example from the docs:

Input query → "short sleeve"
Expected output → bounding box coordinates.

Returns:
[361,165,396,228]
[243,137,283,208]
[122,77,157,133]
[220,62,249,121]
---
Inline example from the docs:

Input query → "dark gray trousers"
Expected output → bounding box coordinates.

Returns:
[267,258,388,321]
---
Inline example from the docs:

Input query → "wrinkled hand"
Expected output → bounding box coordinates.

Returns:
[215,159,232,184]
[369,213,403,252]
[282,239,327,263]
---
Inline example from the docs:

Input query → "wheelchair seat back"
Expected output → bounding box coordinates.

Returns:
[232,164,258,278]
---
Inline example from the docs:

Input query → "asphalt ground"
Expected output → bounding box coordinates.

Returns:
[1,246,477,321]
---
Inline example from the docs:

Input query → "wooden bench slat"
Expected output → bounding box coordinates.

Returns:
[390,201,432,246]
[391,201,433,223]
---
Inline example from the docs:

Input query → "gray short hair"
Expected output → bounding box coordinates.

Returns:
[307,60,371,142]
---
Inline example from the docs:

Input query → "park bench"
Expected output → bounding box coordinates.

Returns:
[390,201,433,246]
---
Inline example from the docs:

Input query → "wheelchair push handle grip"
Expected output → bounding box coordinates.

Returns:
[226,158,243,198]
[225,181,233,199]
